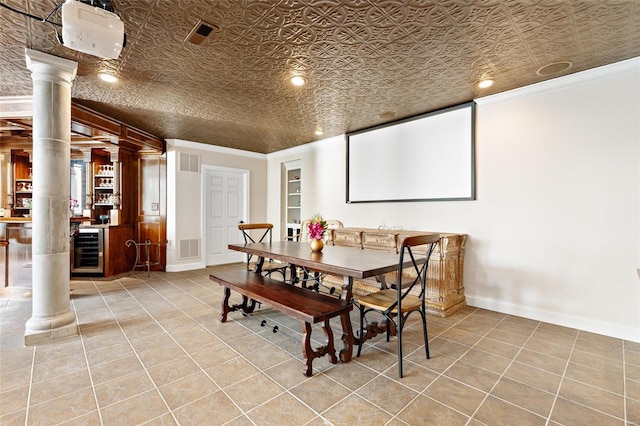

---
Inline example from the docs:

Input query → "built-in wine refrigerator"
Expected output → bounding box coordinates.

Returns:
[71,228,104,275]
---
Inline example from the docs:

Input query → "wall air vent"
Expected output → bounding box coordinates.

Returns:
[179,152,199,172]
[185,20,217,45]
[179,239,200,259]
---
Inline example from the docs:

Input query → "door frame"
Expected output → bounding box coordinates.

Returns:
[200,165,250,268]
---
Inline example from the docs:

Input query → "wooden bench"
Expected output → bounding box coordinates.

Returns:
[209,269,353,377]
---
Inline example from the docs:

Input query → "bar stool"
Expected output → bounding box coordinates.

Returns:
[0,240,8,287]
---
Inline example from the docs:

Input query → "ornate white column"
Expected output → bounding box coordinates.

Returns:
[24,49,78,345]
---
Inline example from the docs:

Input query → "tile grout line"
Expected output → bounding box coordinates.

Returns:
[408,308,495,424]
[550,331,628,424]
[260,303,471,424]
[467,319,546,424]
[5,269,636,426]
[366,309,487,425]
[172,271,379,426]
[22,344,36,426]
[351,308,489,426]
[622,340,627,424]
[545,330,579,426]
[110,273,264,425]
[154,272,364,416]
[175,273,337,425]
[68,293,105,425]
[88,275,181,425]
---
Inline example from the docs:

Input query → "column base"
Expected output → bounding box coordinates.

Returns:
[24,311,78,346]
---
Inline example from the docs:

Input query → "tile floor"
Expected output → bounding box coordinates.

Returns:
[1,264,639,425]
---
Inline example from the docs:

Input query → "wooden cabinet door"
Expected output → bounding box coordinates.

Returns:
[135,153,166,271]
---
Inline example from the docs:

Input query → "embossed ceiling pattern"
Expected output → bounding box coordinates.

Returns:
[1,0,639,153]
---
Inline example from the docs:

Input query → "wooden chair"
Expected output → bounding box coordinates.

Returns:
[355,234,439,378]
[238,223,288,281]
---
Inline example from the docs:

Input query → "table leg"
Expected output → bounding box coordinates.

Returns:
[288,264,297,284]
[338,275,354,363]
[255,256,265,274]
[340,275,353,302]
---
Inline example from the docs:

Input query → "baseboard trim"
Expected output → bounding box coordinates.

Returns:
[466,294,639,343]
[165,262,203,273]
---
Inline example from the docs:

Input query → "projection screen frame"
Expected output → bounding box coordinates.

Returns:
[346,101,476,204]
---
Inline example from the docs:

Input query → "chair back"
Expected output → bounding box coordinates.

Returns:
[395,234,440,310]
[238,223,274,244]
[238,223,274,268]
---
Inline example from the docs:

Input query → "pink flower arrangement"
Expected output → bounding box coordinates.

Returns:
[69,198,79,209]
[308,213,328,240]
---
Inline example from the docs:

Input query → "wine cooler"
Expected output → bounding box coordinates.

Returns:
[71,228,104,275]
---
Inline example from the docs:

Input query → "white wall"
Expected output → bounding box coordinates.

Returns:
[165,139,268,271]
[267,58,640,342]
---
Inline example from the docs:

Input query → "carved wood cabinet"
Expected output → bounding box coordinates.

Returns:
[327,227,467,317]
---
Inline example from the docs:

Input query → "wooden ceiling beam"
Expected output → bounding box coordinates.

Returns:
[0,101,164,154]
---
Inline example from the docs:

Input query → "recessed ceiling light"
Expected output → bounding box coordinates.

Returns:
[477,79,494,89]
[314,128,324,136]
[536,61,572,76]
[290,75,306,87]
[98,72,118,83]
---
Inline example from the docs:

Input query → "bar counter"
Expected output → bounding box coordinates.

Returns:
[0,218,32,288]
[0,218,136,286]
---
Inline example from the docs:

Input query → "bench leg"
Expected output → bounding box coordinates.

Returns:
[240,295,257,315]
[324,319,338,365]
[302,319,338,377]
[221,287,257,323]
[221,287,231,322]
[338,311,354,363]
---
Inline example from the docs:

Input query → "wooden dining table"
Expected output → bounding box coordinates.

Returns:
[228,241,407,362]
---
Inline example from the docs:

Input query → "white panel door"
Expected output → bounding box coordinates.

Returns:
[205,167,246,265]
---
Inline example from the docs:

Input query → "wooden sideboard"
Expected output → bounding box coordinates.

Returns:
[325,227,467,317]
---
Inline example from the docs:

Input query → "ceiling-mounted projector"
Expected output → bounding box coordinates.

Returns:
[61,0,125,59]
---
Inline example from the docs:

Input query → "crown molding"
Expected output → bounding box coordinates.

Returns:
[475,56,640,107]
[0,96,33,118]
[266,135,345,160]
[166,139,266,160]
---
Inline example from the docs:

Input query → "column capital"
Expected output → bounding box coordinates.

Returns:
[103,146,121,162]
[78,148,93,163]
[25,48,78,85]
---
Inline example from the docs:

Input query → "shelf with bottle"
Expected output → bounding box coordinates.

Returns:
[15,180,33,193]
[14,195,32,217]
[95,176,114,189]
[95,164,114,177]
[14,178,33,217]
[94,192,114,206]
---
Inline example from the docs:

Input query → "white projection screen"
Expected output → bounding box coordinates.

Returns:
[347,102,475,203]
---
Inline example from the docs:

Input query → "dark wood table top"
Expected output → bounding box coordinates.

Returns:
[228,241,402,279]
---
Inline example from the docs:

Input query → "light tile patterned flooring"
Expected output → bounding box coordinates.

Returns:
[1,264,639,425]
